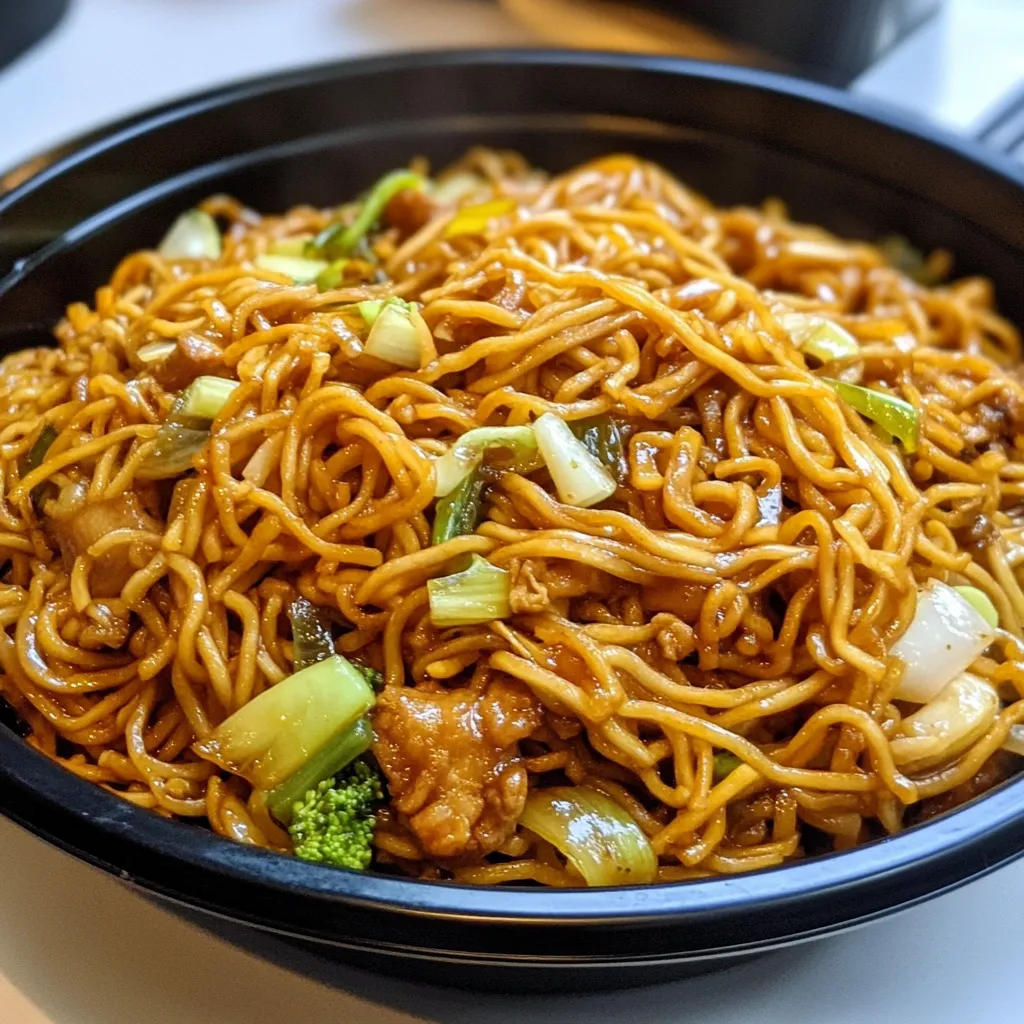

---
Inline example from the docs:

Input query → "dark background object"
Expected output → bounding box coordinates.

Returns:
[0,50,1022,992]
[637,0,941,84]
[0,0,70,71]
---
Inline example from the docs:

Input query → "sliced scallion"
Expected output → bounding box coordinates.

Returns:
[363,300,434,369]
[432,467,486,545]
[433,425,541,498]
[254,253,329,283]
[315,259,347,291]
[311,169,425,258]
[568,415,628,484]
[427,554,510,627]
[534,413,617,508]
[158,210,221,261]
[779,312,859,364]
[177,375,239,421]
[825,378,920,453]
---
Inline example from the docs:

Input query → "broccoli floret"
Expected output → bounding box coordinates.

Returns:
[288,759,382,871]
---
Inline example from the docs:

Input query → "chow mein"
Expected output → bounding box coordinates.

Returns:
[1,149,1023,887]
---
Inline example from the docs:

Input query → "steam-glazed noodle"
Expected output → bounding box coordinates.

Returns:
[2,149,1023,887]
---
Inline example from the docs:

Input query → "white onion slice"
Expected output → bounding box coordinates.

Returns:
[158,210,221,260]
[533,413,617,508]
[891,579,997,703]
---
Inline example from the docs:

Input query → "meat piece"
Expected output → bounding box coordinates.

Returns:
[372,679,541,860]
[508,558,608,614]
[151,333,225,392]
[382,188,435,239]
[49,488,163,597]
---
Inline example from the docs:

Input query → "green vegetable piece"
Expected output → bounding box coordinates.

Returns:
[19,423,58,510]
[824,378,920,453]
[267,717,374,825]
[311,170,425,258]
[713,751,743,782]
[353,663,384,690]
[288,758,383,871]
[288,597,335,671]
[315,259,348,291]
[427,554,510,627]
[177,375,239,421]
[193,654,375,791]
[433,425,541,497]
[254,253,329,283]
[569,416,629,485]
[136,423,211,480]
[953,586,999,629]
[432,467,486,546]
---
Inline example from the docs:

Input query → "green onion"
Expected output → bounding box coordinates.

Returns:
[288,597,335,671]
[534,413,617,508]
[193,654,375,791]
[824,378,920,453]
[266,717,374,825]
[433,425,541,498]
[358,296,412,327]
[177,375,239,421]
[444,197,517,238]
[953,586,999,629]
[779,312,859,364]
[268,236,313,257]
[363,300,433,369]
[137,376,238,480]
[427,554,510,627]
[432,467,486,545]
[713,751,743,782]
[21,423,58,510]
[315,259,347,291]
[254,253,329,283]
[519,786,658,887]
[310,169,425,258]
[158,210,221,261]
[568,415,628,484]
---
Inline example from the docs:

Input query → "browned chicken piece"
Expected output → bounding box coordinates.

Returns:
[150,333,226,392]
[48,489,163,597]
[382,188,435,239]
[508,558,609,614]
[373,679,541,860]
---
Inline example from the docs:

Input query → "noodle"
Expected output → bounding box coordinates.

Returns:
[1,148,1022,885]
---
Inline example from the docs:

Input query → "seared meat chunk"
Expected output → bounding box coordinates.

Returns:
[373,679,540,859]
[151,333,226,392]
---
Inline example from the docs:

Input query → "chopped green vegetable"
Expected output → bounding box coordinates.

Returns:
[534,413,617,508]
[288,597,335,671]
[824,378,920,454]
[310,169,425,258]
[20,424,58,510]
[353,663,383,690]
[288,759,382,870]
[568,416,628,484]
[158,209,221,261]
[363,299,433,369]
[427,554,510,627]
[953,585,999,630]
[254,253,329,283]
[779,312,859,364]
[444,197,517,238]
[519,786,657,887]
[713,751,743,782]
[432,467,486,545]
[193,654,375,790]
[433,425,541,498]
[267,717,375,825]
[268,236,313,257]
[177,375,239,421]
[315,259,347,291]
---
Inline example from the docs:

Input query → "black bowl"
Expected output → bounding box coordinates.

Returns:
[1,49,1023,992]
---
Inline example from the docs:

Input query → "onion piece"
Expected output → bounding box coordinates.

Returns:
[891,579,997,703]
[519,786,658,887]
[433,425,541,498]
[779,312,858,363]
[177,376,239,421]
[427,555,510,627]
[136,341,177,365]
[193,654,375,791]
[444,197,517,238]
[363,300,435,369]
[158,209,221,260]
[254,253,329,283]
[953,585,999,629]
[534,413,617,508]
[825,378,920,453]
[890,672,1000,773]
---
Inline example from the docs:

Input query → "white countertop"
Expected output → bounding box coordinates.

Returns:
[1,2,1023,1022]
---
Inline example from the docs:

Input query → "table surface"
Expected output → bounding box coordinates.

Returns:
[2,2,1024,1022]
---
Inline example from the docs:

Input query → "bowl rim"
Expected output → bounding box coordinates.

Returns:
[1,47,1023,952]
